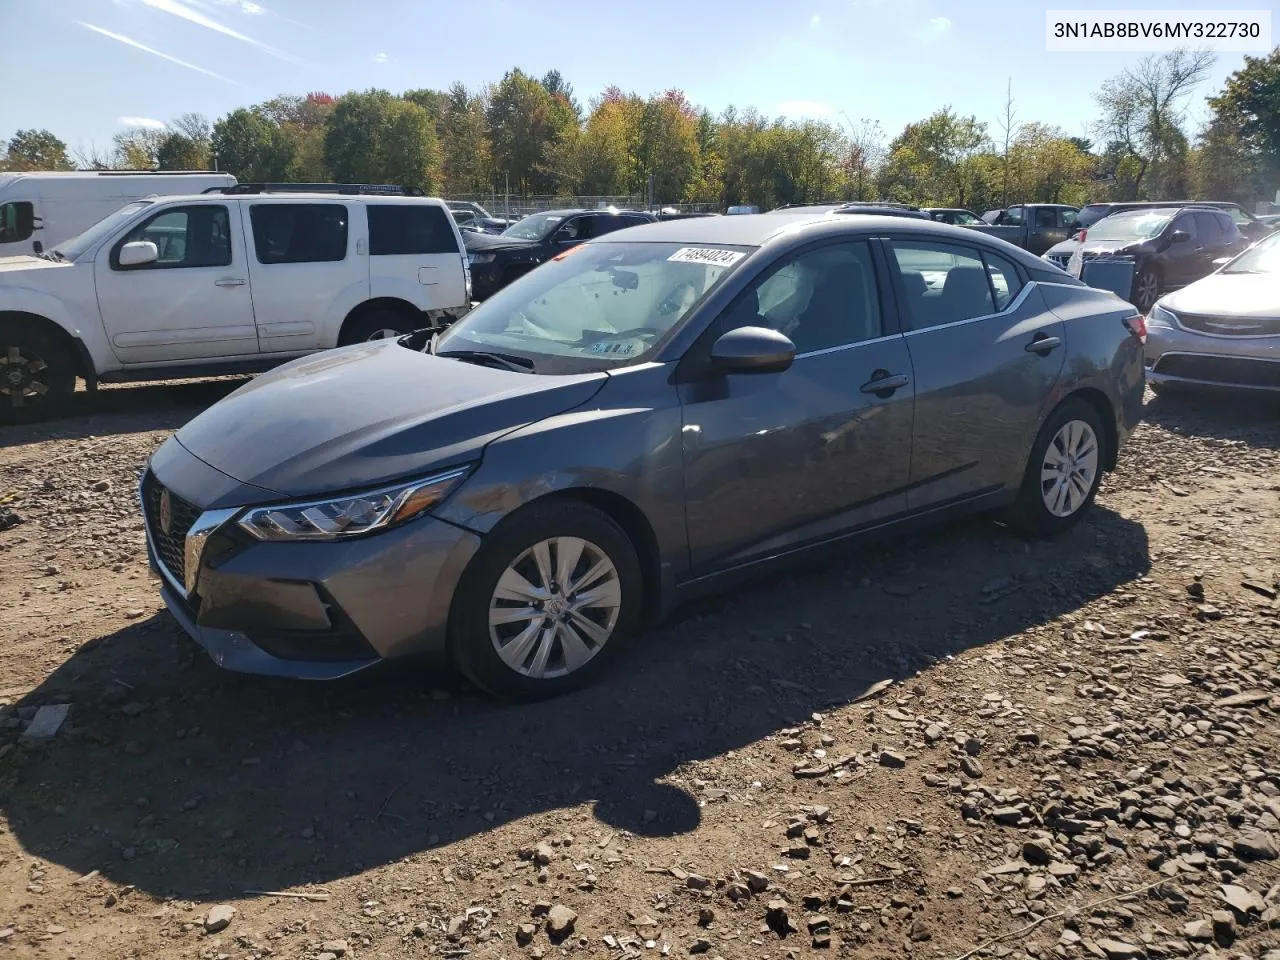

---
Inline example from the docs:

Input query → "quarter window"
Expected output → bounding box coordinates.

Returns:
[982,251,1024,311]
[891,241,998,329]
[368,204,459,255]
[114,205,232,269]
[721,241,883,353]
[250,203,348,264]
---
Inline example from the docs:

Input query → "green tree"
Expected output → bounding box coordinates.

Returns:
[212,108,288,181]
[877,108,989,205]
[2,129,73,171]
[486,69,579,193]
[156,133,209,170]
[638,90,701,202]
[380,100,440,193]
[324,90,440,190]
[113,127,167,169]
[439,82,492,194]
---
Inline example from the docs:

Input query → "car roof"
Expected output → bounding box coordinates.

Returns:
[152,192,448,204]
[1105,206,1185,218]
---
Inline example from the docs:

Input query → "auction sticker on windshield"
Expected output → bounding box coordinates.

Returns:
[668,247,746,267]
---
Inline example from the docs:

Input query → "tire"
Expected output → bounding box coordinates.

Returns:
[0,320,76,425]
[1005,398,1107,537]
[1131,266,1161,314]
[338,308,421,346]
[448,499,643,701]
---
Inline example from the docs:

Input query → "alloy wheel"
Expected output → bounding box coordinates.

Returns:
[0,345,50,409]
[488,536,622,680]
[1040,419,1099,518]
[364,328,403,341]
[1134,272,1159,312]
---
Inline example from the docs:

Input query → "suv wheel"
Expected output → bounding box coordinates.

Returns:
[1005,398,1107,537]
[1132,267,1161,313]
[0,322,75,425]
[339,308,420,346]
[449,500,642,701]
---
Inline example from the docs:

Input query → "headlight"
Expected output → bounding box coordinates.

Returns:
[468,253,497,265]
[1148,303,1177,328]
[238,467,470,542]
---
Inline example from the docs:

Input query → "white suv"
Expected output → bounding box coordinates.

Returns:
[0,188,471,422]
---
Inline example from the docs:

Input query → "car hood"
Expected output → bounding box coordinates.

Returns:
[173,340,608,499]
[1161,272,1280,319]
[1078,240,1146,256]
[0,255,72,277]
[464,231,541,252]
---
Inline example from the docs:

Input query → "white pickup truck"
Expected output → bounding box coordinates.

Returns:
[0,187,471,422]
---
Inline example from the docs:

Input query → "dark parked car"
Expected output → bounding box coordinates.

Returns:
[922,207,985,225]
[1066,205,1247,313]
[964,204,1079,255]
[465,208,657,299]
[142,214,1144,700]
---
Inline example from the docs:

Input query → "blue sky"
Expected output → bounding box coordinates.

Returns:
[2,0,1271,157]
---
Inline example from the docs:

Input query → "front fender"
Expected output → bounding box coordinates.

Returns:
[0,284,115,372]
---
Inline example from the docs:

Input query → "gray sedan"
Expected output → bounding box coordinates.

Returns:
[1146,231,1280,394]
[141,213,1145,700]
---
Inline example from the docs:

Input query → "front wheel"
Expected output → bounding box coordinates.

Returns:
[0,322,76,425]
[338,309,420,346]
[1132,267,1160,314]
[1005,399,1107,537]
[449,500,642,701]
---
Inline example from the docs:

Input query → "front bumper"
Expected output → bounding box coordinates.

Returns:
[469,262,505,301]
[143,449,483,679]
[1146,319,1280,392]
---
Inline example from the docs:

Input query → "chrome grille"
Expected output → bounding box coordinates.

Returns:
[142,471,201,589]
[1176,313,1280,338]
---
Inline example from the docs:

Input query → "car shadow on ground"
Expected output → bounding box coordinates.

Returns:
[0,378,251,450]
[1143,389,1280,451]
[3,506,1149,900]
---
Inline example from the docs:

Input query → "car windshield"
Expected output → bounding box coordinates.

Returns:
[1086,211,1172,241]
[1221,232,1280,274]
[51,201,151,261]
[502,213,564,241]
[435,240,751,372]
[1075,205,1116,229]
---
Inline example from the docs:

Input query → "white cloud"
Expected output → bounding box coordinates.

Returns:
[810,13,821,27]
[927,15,951,33]
[118,116,168,130]
[137,0,293,59]
[372,52,389,63]
[77,21,236,84]
[779,100,835,117]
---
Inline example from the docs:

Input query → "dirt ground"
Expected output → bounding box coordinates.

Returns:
[1,382,1278,960]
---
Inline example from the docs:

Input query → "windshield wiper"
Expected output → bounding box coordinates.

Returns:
[438,349,535,372]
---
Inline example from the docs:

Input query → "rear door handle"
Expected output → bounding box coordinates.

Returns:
[214,278,247,287]
[1025,334,1061,355]
[860,372,910,396]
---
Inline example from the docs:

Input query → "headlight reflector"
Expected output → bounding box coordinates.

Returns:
[238,468,469,542]
[468,252,497,265]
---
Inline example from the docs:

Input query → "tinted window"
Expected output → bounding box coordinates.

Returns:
[553,217,593,242]
[368,204,458,255]
[1061,209,1077,229]
[0,201,35,244]
[251,204,348,264]
[1192,212,1221,245]
[725,241,882,352]
[1002,206,1025,226]
[1076,204,1113,229]
[954,211,983,225]
[983,251,1024,310]
[1034,207,1056,228]
[1171,214,1197,243]
[891,241,994,329]
[1218,213,1242,241]
[620,214,652,227]
[115,205,232,269]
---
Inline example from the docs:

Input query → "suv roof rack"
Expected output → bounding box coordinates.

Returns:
[204,182,424,196]
[838,200,920,210]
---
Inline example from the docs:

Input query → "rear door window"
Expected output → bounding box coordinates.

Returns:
[1192,212,1221,245]
[981,251,1025,311]
[890,240,996,329]
[368,204,459,255]
[250,203,348,264]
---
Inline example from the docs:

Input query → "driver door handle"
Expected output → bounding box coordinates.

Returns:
[860,372,910,396]
[1025,334,1061,355]
[214,277,247,287]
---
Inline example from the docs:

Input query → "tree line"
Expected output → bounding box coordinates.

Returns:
[4,49,1278,212]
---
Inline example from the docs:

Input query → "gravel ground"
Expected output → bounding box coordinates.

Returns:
[0,382,1277,960]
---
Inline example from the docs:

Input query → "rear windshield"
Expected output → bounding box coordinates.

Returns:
[435,240,751,373]
[1086,212,1173,241]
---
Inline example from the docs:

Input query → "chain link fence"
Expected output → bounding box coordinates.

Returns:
[446,193,719,219]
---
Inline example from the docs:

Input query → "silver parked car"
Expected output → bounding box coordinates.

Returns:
[1146,230,1280,394]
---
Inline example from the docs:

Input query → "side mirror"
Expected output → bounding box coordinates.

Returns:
[1170,230,1190,244]
[709,326,795,375]
[118,240,159,267]
[31,240,43,255]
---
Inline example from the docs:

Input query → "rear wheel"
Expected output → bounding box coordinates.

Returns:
[449,500,642,701]
[1005,398,1107,537]
[0,321,76,425]
[338,308,421,346]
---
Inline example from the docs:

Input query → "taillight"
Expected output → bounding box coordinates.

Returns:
[1078,229,1087,244]
[1124,313,1147,344]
